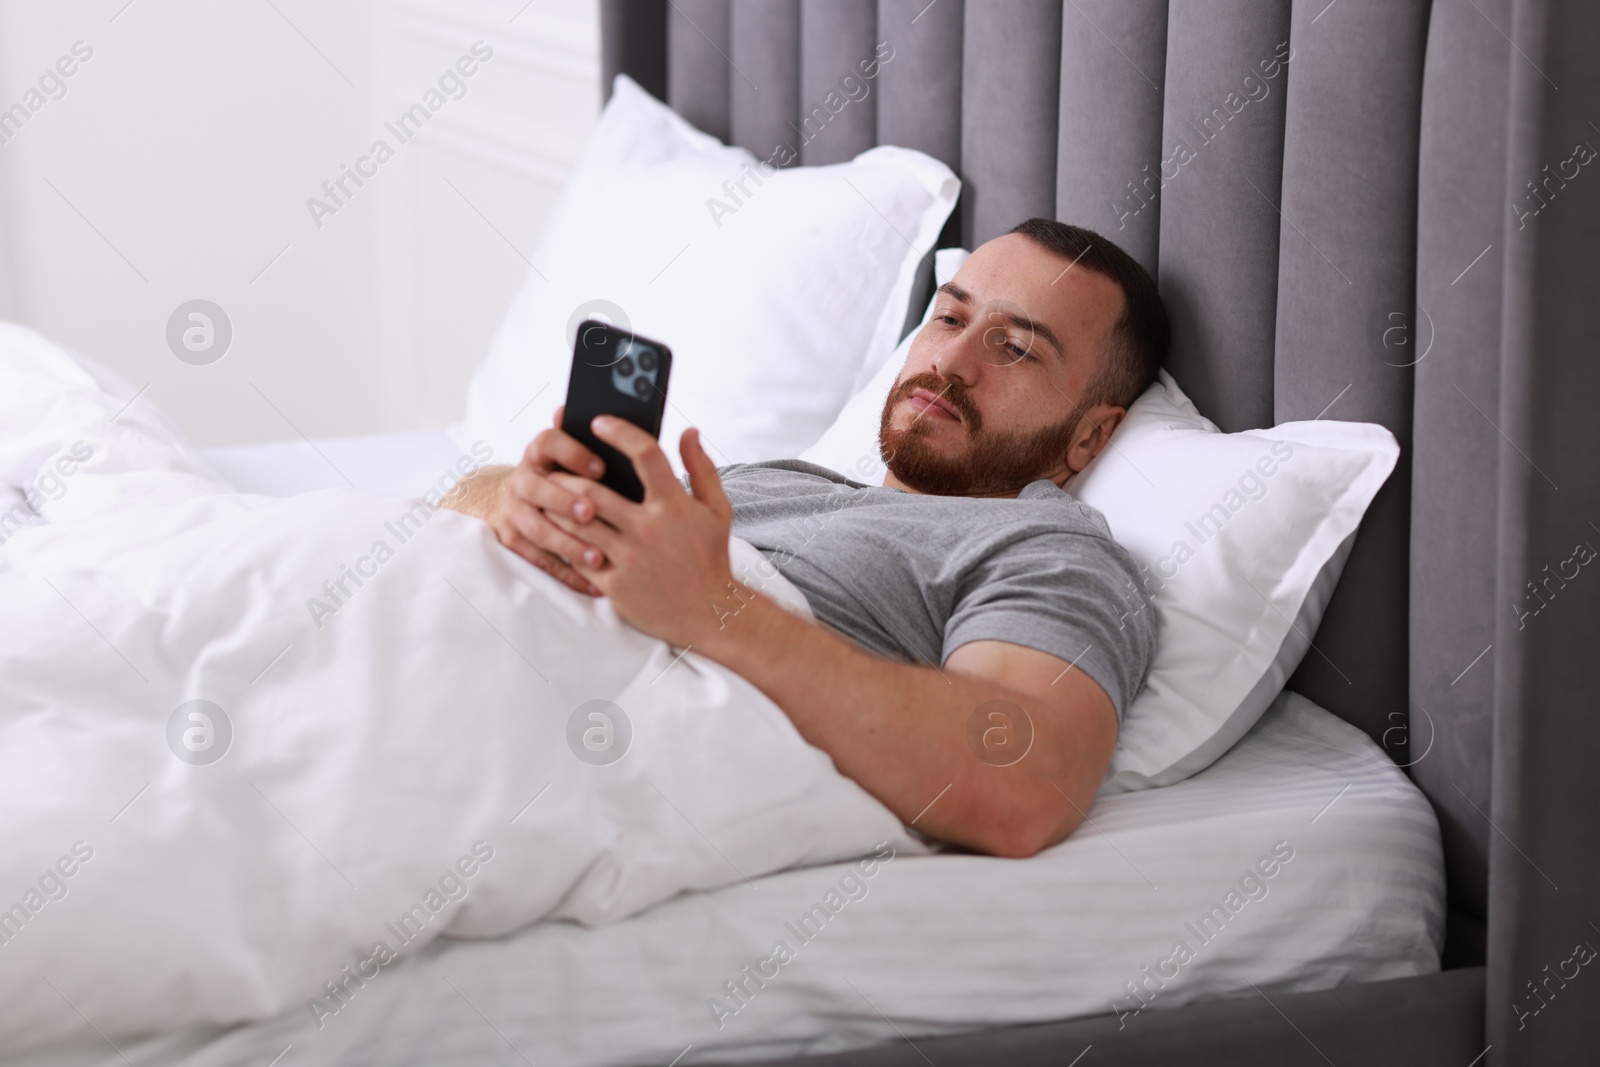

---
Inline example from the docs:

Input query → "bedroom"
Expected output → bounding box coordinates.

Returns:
[0,1,1595,1065]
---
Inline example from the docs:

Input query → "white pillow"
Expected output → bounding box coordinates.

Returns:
[800,248,971,480]
[801,254,1398,791]
[455,75,959,470]
[1071,374,1396,790]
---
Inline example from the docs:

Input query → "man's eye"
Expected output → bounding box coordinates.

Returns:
[938,314,961,326]
[1006,342,1035,362]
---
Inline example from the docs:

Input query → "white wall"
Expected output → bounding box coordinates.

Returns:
[0,0,599,446]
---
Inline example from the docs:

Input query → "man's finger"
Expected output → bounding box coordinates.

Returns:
[539,554,601,595]
[545,504,622,560]
[681,428,731,521]
[591,416,682,501]
[548,471,636,532]
[540,511,608,563]
[506,463,597,524]
[525,425,604,480]
[493,521,598,596]
[506,504,608,571]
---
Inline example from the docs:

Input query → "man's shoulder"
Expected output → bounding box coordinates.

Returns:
[718,459,864,486]
[995,479,1117,543]
[717,460,876,499]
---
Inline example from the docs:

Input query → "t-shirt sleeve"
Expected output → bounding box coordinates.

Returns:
[941,531,1156,720]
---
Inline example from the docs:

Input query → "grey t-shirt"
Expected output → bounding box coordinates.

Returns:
[720,460,1156,719]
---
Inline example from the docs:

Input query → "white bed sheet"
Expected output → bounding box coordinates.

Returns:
[52,431,1441,1067]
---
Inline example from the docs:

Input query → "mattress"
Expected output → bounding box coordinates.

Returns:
[29,431,1440,1067]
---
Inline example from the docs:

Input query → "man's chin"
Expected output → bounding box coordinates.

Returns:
[881,438,970,491]
[884,430,961,466]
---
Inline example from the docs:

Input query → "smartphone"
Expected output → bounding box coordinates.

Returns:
[560,320,673,502]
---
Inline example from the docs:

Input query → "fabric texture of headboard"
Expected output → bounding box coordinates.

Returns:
[600,3,1600,1062]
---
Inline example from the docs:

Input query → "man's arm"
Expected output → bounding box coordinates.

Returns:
[441,464,513,522]
[693,594,1118,858]
[527,415,1117,859]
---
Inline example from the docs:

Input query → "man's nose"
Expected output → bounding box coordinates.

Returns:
[932,324,990,385]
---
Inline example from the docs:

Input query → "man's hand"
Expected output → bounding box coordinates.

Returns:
[479,407,617,596]
[544,416,738,649]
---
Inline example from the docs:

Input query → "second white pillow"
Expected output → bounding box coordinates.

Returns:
[1069,375,1397,790]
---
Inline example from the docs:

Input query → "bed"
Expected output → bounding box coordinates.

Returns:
[0,418,1439,1066]
[20,421,1447,1066]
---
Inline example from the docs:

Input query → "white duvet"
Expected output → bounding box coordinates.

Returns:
[0,325,919,1055]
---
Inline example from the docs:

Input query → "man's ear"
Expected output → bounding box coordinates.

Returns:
[1066,405,1127,474]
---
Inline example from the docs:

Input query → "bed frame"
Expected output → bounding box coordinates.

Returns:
[600,2,1599,1064]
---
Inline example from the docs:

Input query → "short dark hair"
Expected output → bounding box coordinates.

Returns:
[1007,217,1169,410]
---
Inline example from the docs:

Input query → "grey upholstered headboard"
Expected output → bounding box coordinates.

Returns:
[601,3,1600,1061]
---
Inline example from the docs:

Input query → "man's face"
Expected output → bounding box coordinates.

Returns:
[879,233,1128,497]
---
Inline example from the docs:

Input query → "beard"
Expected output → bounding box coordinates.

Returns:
[878,372,1082,497]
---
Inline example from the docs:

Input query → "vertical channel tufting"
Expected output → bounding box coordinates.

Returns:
[1490,0,1600,1058]
[799,1,880,165]
[1274,0,1429,751]
[877,0,966,331]
[730,0,803,162]
[601,0,668,102]
[668,0,733,143]
[1410,0,1510,932]
[1055,1,1169,275]
[876,0,964,175]
[1155,0,1291,433]
[959,0,1063,246]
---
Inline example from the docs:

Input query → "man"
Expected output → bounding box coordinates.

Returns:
[447,218,1167,859]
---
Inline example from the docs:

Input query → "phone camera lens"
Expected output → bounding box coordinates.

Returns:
[616,356,635,377]
[637,348,656,372]
[632,376,653,400]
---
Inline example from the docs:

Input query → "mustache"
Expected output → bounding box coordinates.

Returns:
[893,372,982,430]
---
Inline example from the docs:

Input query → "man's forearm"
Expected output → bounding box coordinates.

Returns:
[694,585,1083,857]
[441,465,513,521]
